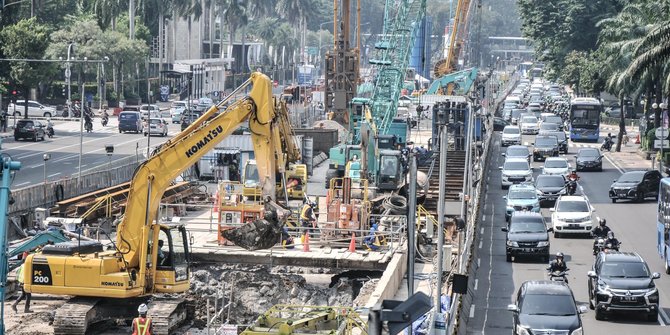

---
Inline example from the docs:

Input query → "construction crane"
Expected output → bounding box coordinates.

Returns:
[22,73,294,335]
[433,0,474,80]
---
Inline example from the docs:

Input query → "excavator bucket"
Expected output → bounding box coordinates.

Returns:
[222,219,283,250]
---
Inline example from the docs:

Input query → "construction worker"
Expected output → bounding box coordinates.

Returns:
[281,226,295,249]
[364,223,386,251]
[12,262,31,313]
[132,303,153,335]
[300,200,317,240]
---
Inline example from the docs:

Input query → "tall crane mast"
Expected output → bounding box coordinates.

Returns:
[433,0,474,78]
[324,0,360,128]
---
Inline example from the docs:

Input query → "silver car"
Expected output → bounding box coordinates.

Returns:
[143,118,169,137]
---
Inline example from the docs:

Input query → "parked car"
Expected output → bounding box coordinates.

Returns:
[609,170,662,203]
[535,174,567,206]
[504,184,541,221]
[502,212,551,262]
[118,111,143,133]
[500,158,534,189]
[542,157,571,177]
[502,145,531,163]
[143,118,169,137]
[507,281,586,334]
[551,195,595,238]
[588,251,660,321]
[14,119,46,141]
[501,126,522,146]
[575,147,603,171]
[7,100,56,118]
[532,135,559,162]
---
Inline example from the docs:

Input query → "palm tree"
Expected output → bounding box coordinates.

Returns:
[276,0,319,68]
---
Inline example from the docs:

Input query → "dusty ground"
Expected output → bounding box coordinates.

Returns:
[4,264,364,335]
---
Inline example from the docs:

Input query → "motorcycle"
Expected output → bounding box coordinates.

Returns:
[101,116,109,127]
[85,120,93,133]
[601,137,613,152]
[548,269,570,284]
[46,125,54,138]
[593,237,606,255]
[565,179,577,195]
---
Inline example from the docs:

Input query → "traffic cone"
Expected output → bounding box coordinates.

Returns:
[303,233,311,252]
[348,233,356,252]
[635,133,640,144]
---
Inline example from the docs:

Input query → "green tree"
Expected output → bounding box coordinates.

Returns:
[0,18,56,117]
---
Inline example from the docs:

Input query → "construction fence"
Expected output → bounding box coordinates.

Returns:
[9,155,143,216]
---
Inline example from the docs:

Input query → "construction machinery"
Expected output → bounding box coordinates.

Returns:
[426,67,479,95]
[327,0,427,191]
[22,72,293,334]
[323,177,371,243]
[241,304,367,335]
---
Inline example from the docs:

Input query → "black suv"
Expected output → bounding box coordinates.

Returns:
[588,251,660,321]
[14,119,46,141]
[508,281,586,335]
[575,147,603,171]
[535,174,566,206]
[501,212,552,262]
[532,135,559,162]
[609,170,662,203]
[544,131,568,154]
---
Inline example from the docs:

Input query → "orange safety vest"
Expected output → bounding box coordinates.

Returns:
[132,317,152,335]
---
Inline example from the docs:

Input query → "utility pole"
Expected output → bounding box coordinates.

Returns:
[0,157,22,335]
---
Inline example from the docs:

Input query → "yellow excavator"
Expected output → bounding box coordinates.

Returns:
[22,72,291,334]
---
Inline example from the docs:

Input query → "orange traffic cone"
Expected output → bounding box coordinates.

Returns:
[348,233,357,252]
[303,233,311,252]
[635,133,640,144]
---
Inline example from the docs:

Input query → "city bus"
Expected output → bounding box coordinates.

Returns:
[569,97,602,142]
[657,178,670,273]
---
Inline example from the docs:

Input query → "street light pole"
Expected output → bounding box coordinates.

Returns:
[77,57,88,192]
[43,153,50,203]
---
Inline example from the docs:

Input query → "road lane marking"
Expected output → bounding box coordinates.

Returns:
[480,227,484,234]
[603,153,625,174]
[15,182,29,187]
[48,173,60,177]
[28,164,41,169]
[469,304,475,318]
[479,241,482,249]
[482,216,486,222]
[484,203,488,211]
[482,202,495,333]
[474,279,478,290]
[477,258,480,267]
[660,307,670,326]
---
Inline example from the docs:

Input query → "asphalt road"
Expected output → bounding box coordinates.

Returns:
[3,117,178,188]
[466,131,670,334]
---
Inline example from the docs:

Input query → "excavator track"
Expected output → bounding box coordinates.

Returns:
[53,298,100,335]
[150,299,188,335]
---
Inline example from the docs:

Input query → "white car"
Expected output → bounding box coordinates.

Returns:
[501,126,522,146]
[542,157,571,177]
[7,100,57,117]
[500,158,534,188]
[520,116,539,134]
[143,118,169,137]
[550,195,595,238]
[140,104,160,119]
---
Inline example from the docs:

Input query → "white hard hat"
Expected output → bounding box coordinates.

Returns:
[138,303,148,314]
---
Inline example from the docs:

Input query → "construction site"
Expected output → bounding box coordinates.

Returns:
[0,0,514,334]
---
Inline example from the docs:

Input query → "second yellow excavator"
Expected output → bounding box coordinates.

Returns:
[22,72,292,334]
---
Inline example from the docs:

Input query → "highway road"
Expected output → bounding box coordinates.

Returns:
[466,131,670,334]
[2,117,177,189]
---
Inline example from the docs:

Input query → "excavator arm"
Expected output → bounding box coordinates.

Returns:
[117,72,286,270]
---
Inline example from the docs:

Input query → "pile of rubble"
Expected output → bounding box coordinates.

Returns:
[188,264,355,326]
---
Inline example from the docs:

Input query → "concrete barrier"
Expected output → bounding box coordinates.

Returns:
[363,245,408,308]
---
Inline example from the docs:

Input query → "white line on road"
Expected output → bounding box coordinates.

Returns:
[482,202,494,333]
[480,227,484,234]
[484,203,488,211]
[48,173,60,177]
[15,182,29,187]
[659,307,670,326]
[482,215,486,222]
[477,258,480,267]
[603,153,625,174]
[474,279,479,291]
[469,304,475,318]
[28,164,41,169]
[478,241,482,249]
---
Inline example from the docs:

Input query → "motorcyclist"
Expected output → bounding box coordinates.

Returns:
[101,108,109,126]
[604,231,620,251]
[547,252,568,274]
[567,170,580,182]
[591,218,611,238]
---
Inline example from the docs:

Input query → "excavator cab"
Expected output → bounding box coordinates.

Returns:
[152,225,190,293]
[377,151,402,191]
